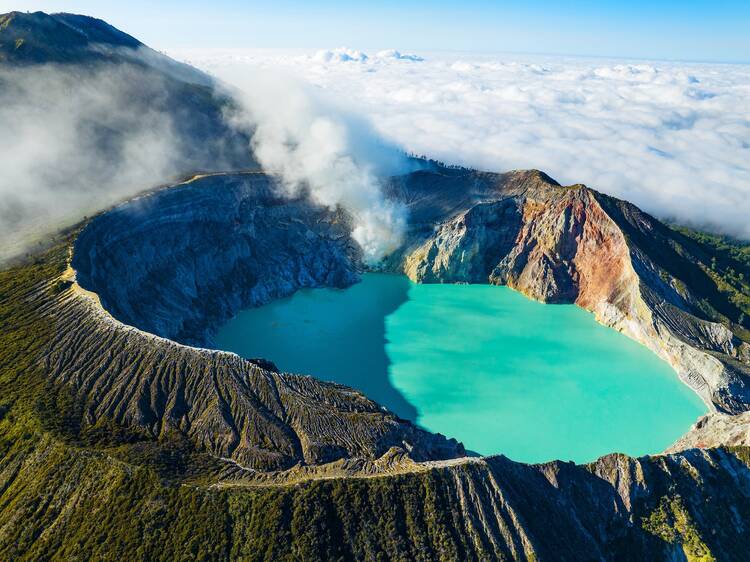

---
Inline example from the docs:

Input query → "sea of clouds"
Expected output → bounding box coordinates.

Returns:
[173,47,750,240]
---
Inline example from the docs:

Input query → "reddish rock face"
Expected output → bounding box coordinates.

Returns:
[62,167,750,470]
[397,168,750,416]
[489,187,638,309]
[399,176,637,309]
[570,192,636,313]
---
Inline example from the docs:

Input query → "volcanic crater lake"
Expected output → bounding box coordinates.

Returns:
[215,274,706,463]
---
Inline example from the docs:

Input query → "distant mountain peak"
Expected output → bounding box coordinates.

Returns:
[50,13,142,48]
[0,10,141,64]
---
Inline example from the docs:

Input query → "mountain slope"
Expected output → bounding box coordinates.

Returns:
[2,241,750,561]
[389,168,750,414]
[0,11,255,263]
[2,11,750,562]
[0,11,140,63]
[62,167,750,475]
[55,173,464,470]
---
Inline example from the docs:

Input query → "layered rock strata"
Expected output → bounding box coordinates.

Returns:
[389,168,750,415]
[6,166,749,560]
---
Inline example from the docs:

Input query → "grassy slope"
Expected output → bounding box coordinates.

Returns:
[0,240,468,561]
[0,238,749,561]
[0,240,228,561]
[670,225,750,325]
[0,241,459,560]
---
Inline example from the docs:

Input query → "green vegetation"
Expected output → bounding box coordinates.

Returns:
[642,496,716,562]
[671,225,750,325]
[0,248,485,560]
[0,241,484,561]
[0,241,229,561]
[0,234,748,560]
[228,474,479,562]
[600,193,750,340]
[0,13,13,30]
[728,445,750,468]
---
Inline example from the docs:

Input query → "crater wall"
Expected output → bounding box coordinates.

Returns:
[56,172,465,469]
[72,173,361,346]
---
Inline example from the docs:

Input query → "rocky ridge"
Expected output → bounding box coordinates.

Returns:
[65,168,750,467]
[58,172,463,470]
[1,167,749,560]
[387,167,750,418]
[3,10,750,559]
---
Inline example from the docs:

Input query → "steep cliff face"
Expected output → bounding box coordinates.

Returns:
[43,290,462,470]
[392,168,750,416]
[65,168,750,468]
[57,173,464,470]
[72,173,361,346]
[4,11,750,560]
[222,449,750,561]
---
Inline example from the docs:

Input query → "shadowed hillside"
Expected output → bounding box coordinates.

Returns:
[2,237,750,561]
[0,11,256,263]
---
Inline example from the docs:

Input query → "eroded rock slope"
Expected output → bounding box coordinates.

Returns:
[388,167,750,415]
[54,172,464,470]
[64,167,750,469]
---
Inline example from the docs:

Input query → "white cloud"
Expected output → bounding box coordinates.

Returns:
[375,49,423,62]
[0,61,183,261]
[172,48,750,239]
[313,47,368,63]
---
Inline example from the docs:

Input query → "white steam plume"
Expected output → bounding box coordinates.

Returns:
[219,69,408,263]
[174,48,750,241]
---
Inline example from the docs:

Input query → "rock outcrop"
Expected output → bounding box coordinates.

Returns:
[667,411,750,452]
[72,173,361,347]
[389,167,750,415]
[64,168,750,469]
[4,11,750,560]
[0,166,748,560]
[218,448,750,561]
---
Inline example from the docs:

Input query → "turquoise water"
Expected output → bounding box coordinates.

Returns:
[215,274,706,463]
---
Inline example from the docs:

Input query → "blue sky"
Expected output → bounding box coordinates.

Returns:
[2,0,749,62]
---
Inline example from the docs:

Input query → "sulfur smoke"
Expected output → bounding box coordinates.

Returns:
[176,49,750,242]
[0,63,177,261]
[219,69,409,263]
[0,54,409,265]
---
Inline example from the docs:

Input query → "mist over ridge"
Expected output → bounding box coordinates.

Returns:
[219,69,411,263]
[0,12,256,262]
[2,10,748,268]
